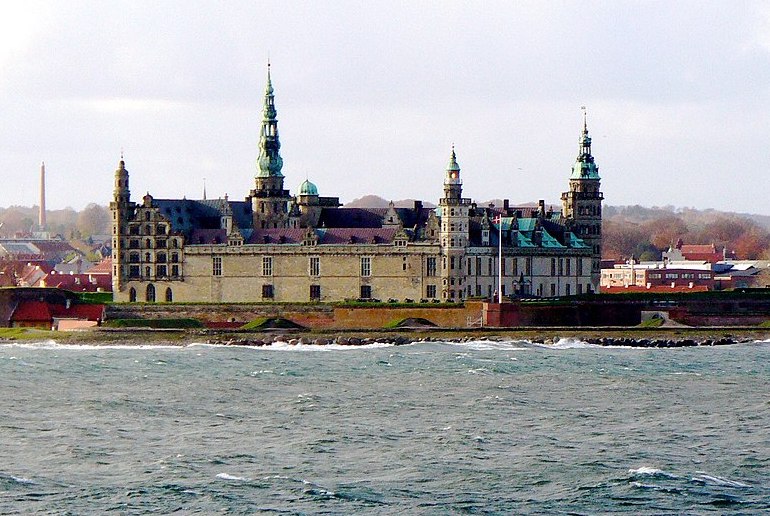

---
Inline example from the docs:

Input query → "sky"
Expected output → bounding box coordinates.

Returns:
[1,1,770,214]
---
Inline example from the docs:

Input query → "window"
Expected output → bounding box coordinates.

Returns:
[129,287,137,302]
[262,256,272,276]
[157,253,166,263]
[565,258,571,276]
[558,259,563,276]
[475,284,481,296]
[467,258,472,275]
[512,258,518,276]
[165,287,173,302]
[129,253,139,263]
[213,256,222,276]
[157,265,167,277]
[129,265,140,278]
[171,265,179,277]
[171,253,178,263]
[310,284,321,300]
[577,284,583,295]
[262,284,274,299]
[488,258,493,275]
[566,284,571,296]
[360,285,372,299]
[426,257,437,276]
[426,284,437,298]
[501,258,506,276]
[551,258,557,276]
[309,256,320,276]
[476,257,481,276]
[360,257,371,277]
[146,284,156,302]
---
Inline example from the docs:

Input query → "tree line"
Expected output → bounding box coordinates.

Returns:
[603,205,770,261]
[0,204,110,240]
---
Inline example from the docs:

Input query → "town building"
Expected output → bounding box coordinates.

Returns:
[110,67,602,303]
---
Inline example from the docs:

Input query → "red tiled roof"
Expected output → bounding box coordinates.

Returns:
[679,244,716,254]
[85,258,112,275]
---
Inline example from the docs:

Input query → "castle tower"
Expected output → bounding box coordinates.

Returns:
[110,157,135,293]
[439,147,471,300]
[39,161,46,231]
[250,63,293,229]
[561,111,603,290]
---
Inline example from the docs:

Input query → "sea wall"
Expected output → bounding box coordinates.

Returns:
[105,301,484,329]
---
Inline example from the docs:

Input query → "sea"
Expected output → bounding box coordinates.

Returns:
[1,338,769,515]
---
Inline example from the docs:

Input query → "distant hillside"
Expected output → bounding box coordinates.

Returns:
[344,195,436,209]
[603,205,770,261]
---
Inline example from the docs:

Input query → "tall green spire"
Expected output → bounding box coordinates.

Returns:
[570,108,600,180]
[256,62,284,178]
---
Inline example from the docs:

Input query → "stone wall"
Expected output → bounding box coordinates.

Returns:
[105,301,484,330]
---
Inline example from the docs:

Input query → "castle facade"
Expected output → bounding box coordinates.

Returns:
[110,68,602,303]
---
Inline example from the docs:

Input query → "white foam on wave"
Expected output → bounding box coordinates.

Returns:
[448,340,529,351]
[216,472,250,482]
[691,472,750,488]
[263,341,395,351]
[534,337,599,349]
[0,341,183,351]
[10,475,35,485]
[629,466,678,479]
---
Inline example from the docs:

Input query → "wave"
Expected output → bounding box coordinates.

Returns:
[532,337,600,349]
[628,466,679,479]
[448,340,530,351]
[691,473,750,488]
[215,472,250,482]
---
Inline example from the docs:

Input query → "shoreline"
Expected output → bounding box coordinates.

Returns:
[1,326,768,348]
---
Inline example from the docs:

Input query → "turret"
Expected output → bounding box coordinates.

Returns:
[110,157,136,295]
[438,146,471,300]
[561,110,603,291]
[250,62,293,229]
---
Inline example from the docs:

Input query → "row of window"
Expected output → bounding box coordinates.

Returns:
[210,255,589,279]
[258,283,439,301]
[128,264,180,279]
[214,256,375,278]
[649,272,712,280]
[127,238,180,249]
[128,252,180,263]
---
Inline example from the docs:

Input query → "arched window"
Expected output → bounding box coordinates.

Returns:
[165,287,173,302]
[145,239,152,248]
[129,287,137,302]
[146,284,156,302]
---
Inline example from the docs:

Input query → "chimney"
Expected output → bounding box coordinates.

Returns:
[39,162,46,231]
[503,199,509,210]
[538,199,545,217]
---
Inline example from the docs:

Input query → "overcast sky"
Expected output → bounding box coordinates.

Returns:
[1,1,769,214]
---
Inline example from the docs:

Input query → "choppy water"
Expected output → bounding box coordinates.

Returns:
[1,338,769,514]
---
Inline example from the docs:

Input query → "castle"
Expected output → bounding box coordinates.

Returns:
[110,66,603,303]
